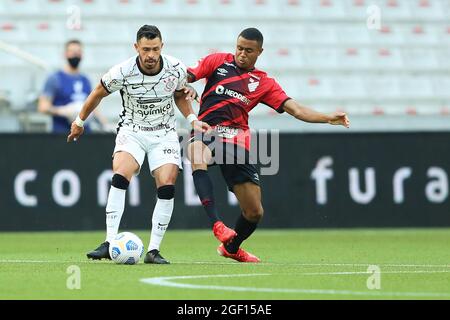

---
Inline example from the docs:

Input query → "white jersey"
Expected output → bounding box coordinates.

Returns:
[101,54,187,132]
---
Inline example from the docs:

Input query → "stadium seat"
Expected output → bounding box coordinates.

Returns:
[302,24,338,45]
[144,0,180,18]
[436,48,450,69]
[279,0,314,19]
[432,75,450,99]
[0,0,40,15]
[242,0,280,18]
[159,22,203,45]
[262,24,305,46]
[26,44,64,68]
[176,0,212,18]
[308,0,346,19]
[402,23,439,45]
[336,24,372,45]
[301,48,339,70]
[372,0,412,20]
[408,0,445,20]
[369,25,404,45]
[36,0,71,16]
[296,75,334,100]
[82,45,131,70]
[370,47,404,70]
[208,0,246,18]
[331,74,367,100]
[342,0,370,20]
[398,75,434,99]
[257,46,304,71]
[163,45,199,67]
[25,20,65,44]
[0,21,28,44]
[401,48,439,71]
[70,0,108,17]
[107,0,147,17]
[337,47,372,70]
[364,75,401,99]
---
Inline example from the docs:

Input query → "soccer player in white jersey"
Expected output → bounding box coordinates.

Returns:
[67,25,210,264]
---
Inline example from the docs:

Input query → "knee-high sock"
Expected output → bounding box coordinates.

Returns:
[148,185,175,252]
[105,186,126,242]
[105,174,129,243]
[225,213,258,254]
[192,169,221,225]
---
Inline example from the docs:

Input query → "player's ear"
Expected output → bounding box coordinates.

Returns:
[134,42,138,52]
[161,42,164,50]
[258,47,264,56]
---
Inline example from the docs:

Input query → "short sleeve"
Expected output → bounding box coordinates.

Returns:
[41,73,59,99]
[101,64,124,93]
[261,79,291,114]
[175,62,188,91]
[187,53,228,81]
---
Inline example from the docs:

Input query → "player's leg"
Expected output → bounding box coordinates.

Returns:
[188,140,236,243]
[144,163,178,264]
[87,129,145,260]
[217,164,262,263]
[87,151,140,260]
[227,182,263,250]
[143,133,181,264]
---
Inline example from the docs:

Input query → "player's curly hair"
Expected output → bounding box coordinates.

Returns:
[136,25,162,42]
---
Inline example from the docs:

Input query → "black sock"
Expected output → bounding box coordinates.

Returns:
[225,214,258,254]
[192,169,221,225]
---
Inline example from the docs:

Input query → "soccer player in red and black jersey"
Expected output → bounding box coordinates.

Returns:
[186,28,350,263]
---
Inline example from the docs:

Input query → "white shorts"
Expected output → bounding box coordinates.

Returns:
[113,127,182,176]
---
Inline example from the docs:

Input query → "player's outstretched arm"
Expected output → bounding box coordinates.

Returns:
[174,90,211,133]
[67,83,110,142]
[283,99,350,128]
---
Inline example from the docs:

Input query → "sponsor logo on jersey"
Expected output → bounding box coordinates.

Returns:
[136,103,172,117]
[248,78,259,92]
[215,125,238,139]
[215,85,251,105]
[217,68,228,76]
[163,148,179,155]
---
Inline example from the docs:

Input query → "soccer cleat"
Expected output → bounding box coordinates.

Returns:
[144,250,170,264]
[212,221,237,244]
[217,244,261,263]
[86,241,111,260]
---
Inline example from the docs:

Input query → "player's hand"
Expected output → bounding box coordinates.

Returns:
[192,120,212,134]
[67,122,84,143]
[183,85,199,103]
[328,112,350,128]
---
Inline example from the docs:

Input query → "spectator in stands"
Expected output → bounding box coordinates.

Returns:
[38,39,108,133]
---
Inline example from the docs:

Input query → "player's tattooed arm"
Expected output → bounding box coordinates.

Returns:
[283,99,350,128]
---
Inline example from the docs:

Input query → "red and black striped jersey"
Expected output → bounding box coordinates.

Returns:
[188,53,290,130]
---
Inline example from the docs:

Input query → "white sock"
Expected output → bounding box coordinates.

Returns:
[148,198,173,252]
[105,186,126,243]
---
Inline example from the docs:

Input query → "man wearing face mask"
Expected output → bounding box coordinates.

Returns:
[38,39,107,133]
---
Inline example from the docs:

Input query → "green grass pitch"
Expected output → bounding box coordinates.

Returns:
[1,229,449,300]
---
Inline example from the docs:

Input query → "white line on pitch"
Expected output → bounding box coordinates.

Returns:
[140,274,450,298]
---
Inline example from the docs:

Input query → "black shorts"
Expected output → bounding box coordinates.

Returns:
[189,132,260,192]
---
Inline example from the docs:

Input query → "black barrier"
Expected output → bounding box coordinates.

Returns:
[0,132,449,231]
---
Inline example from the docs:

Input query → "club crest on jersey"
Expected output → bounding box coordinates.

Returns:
[163,77,176,92]
[217,68,228,76]
[248,78,259,92]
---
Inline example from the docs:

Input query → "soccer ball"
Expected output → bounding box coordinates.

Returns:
[109,232,144,265]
